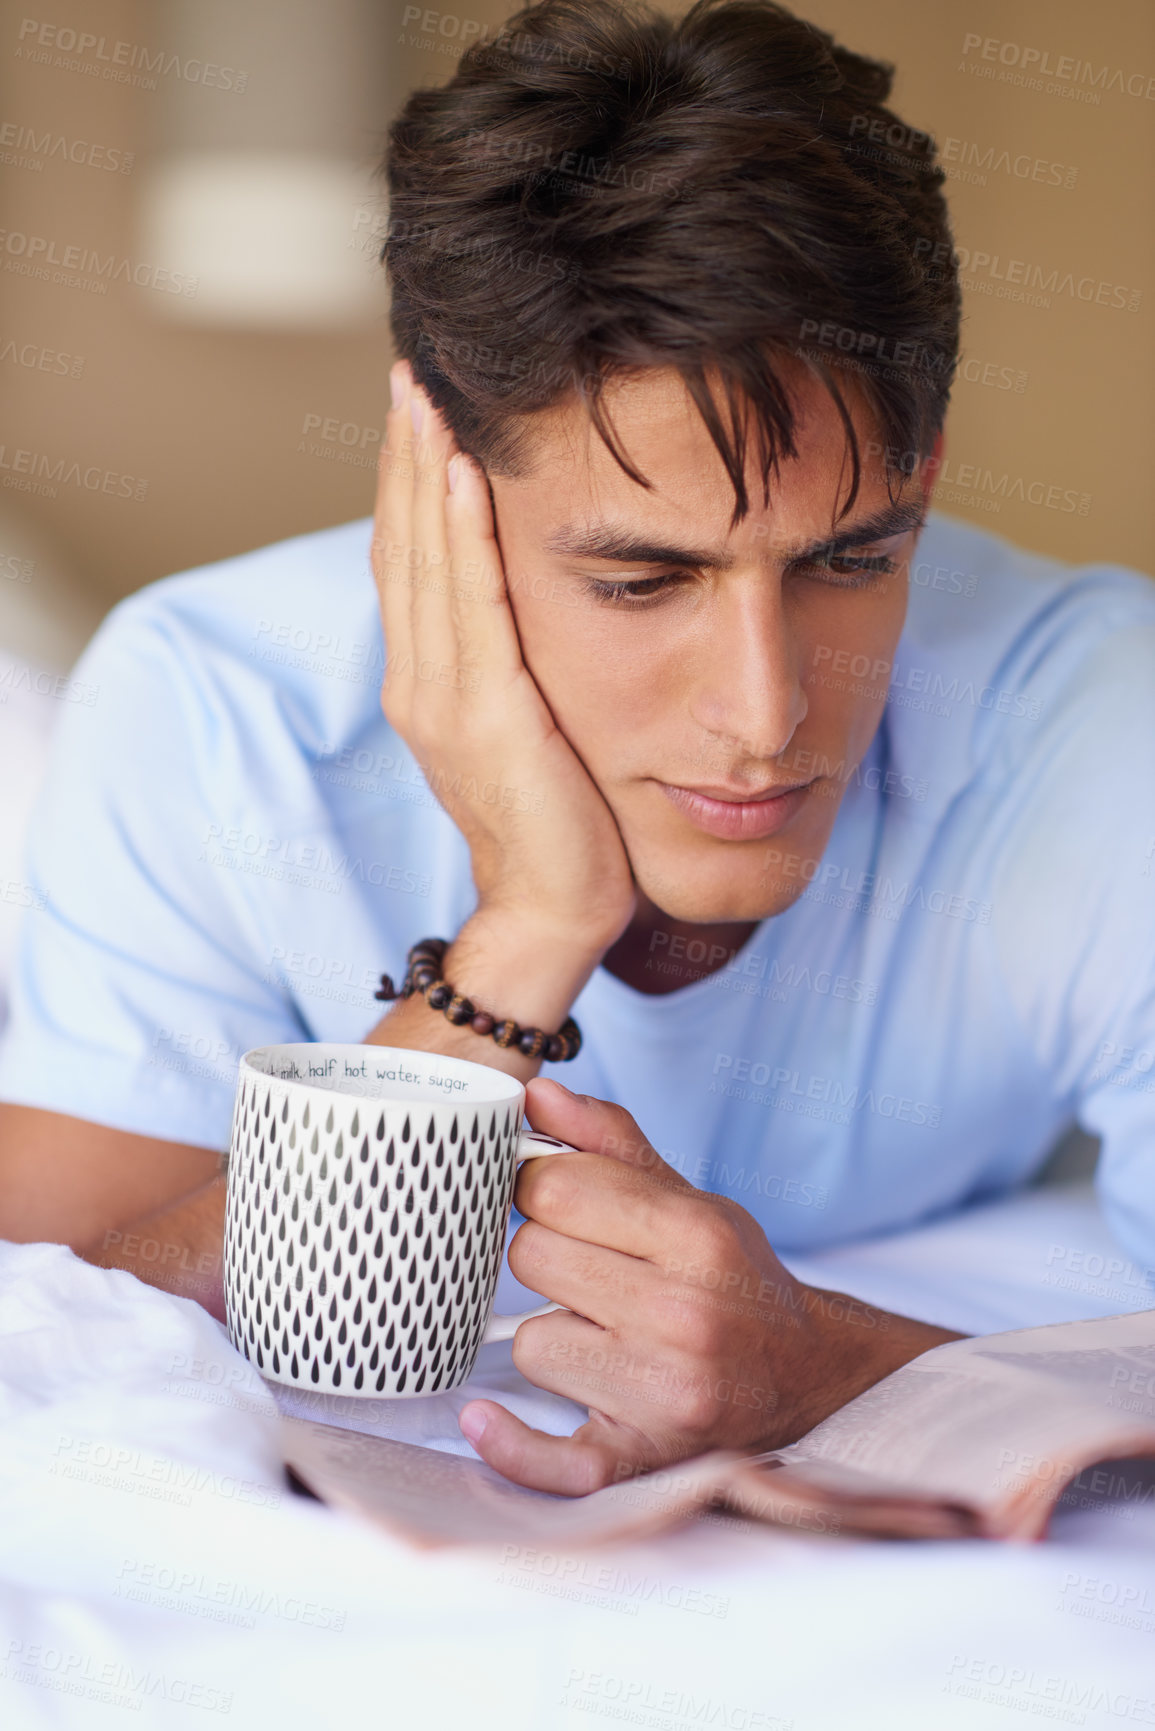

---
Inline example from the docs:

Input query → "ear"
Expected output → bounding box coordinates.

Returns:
[922,428,945,490]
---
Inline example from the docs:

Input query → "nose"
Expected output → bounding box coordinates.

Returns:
[687,578,808,762]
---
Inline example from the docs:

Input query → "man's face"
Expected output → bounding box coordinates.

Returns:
[488,365,929,924]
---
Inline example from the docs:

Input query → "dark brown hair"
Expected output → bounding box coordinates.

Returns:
[382,0,960,523]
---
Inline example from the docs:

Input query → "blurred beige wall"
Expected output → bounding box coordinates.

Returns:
[803,0,1154,576]
[1,0,1151,650]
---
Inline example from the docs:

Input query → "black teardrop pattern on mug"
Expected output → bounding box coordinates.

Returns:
[223,1078,516,1396]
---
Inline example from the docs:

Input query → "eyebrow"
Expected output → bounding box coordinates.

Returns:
[543,499,928,569]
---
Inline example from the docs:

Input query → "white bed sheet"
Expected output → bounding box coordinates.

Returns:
[1,1184,1154,1731]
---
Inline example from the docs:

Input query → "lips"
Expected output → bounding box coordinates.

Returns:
[657,779,813,841]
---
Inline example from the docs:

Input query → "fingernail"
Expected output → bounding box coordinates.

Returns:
[409,391,424,435]
[447,454,461,493]
[389,362,408,410]
[459,1405,487,1445]
[529,1077,575,1100]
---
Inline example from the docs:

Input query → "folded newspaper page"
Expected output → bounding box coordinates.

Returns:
[280,1309,1155,1548]
[738,1307,1155,1540]
[280,1419,750,1550]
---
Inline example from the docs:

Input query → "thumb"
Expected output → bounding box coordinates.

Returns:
[458,1397,652,1496]
[524,1078,684,1186]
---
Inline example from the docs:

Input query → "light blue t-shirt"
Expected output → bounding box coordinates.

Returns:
[2,512,1155,1275]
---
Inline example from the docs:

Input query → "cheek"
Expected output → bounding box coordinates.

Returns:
[798,584,907,745]
[512,585,669,742]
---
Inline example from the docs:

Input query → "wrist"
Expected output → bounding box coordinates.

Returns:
[366,912,602,1077]
[452,906,606,1026]
[803,1287,955,1405]
[787,1284,964,1436]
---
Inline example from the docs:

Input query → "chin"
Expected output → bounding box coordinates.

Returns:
[633,856,809,925]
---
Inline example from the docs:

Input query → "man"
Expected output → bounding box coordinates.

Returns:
[1,0,1153,1495]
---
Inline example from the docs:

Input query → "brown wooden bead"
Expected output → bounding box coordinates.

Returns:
[385,938,581,1060]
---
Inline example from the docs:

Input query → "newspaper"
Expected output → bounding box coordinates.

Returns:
[280,1310,1155,1548]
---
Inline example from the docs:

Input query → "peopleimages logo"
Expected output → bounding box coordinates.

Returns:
[15,18,249,91]
[198,824,431,898]
[710,1054,942,1128]
[959,34,1155,102]
[757,849,993,928]
[0,338,85,378]
[0,443,147,500]
[914,238,1141,313]
[939,135,1077,189]
[1,1640,234,1715]
[944,1653,1155,1722]
[0,119,134,172]
[114,1558,346,1632]
[809,642,1043,719]
[0,228,197,295]
[0,660,98,706]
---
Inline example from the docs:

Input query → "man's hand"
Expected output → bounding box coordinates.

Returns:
[459,1079,963,1494]
[364,362,636,1073]
[374,365,636,957]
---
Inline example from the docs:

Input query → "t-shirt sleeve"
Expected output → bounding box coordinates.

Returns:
[0,592,308,1149]
[987,603,1155,1270]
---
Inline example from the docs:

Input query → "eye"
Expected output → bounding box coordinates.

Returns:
[584,573,683,606]
[793,552,898,589]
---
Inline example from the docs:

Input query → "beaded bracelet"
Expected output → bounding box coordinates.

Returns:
[374,937,582,1063]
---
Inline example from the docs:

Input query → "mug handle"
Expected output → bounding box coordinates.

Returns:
[481,1129,576,1345]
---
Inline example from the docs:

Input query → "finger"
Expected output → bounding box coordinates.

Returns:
[397,395,518,809]
[509,1307,663,1424]
[443,451,526,663]
[507,1218,661,1330]
[378,375,481,774]
[378,361,454,709]
[373,361,419,685]
[458,1397,651,1496]
[406,386,457,661]
[522,1085,769,1288]
[440,454,562,791]
[377,365,455,670]
[525,1080,687,1184]
[400,391,524,734]
[515,1149,700,1262]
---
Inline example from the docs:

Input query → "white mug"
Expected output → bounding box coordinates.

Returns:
[223,1043,572,1397]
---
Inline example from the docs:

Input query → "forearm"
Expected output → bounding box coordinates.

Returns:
[74,916,602,1320]
[81,1173,228,1323]
[365,909,605,1082]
